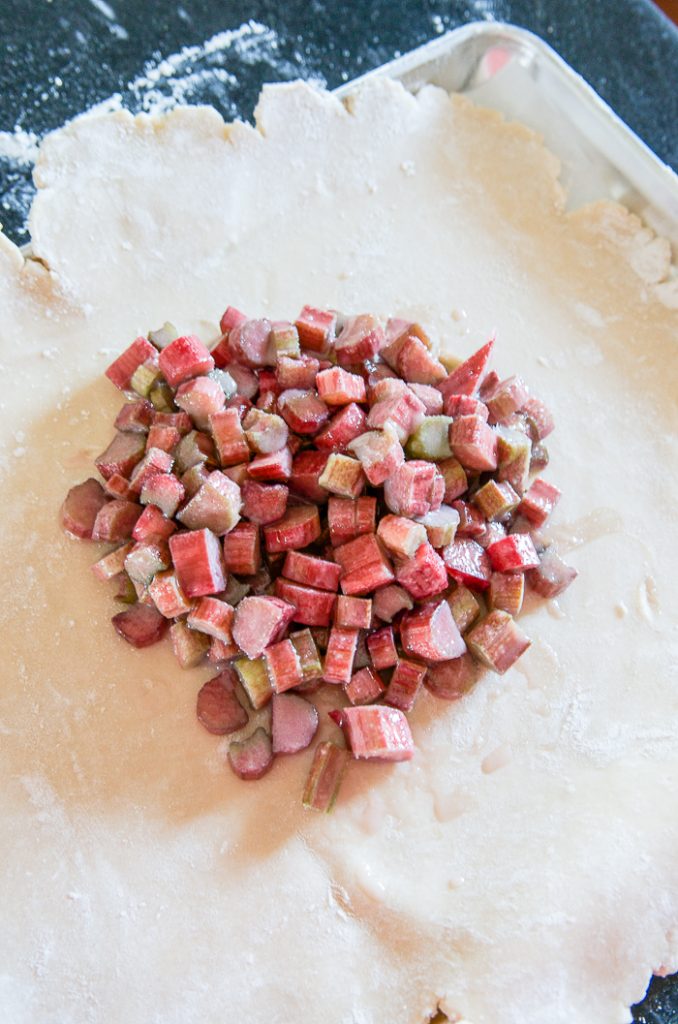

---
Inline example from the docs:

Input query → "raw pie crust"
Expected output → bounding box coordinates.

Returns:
[0,79,677,1024]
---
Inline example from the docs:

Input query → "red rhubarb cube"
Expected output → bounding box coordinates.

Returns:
[400,599,466,662]
[159,334,214,387]
[344,666,385,706]
[276,353,320,389]
[222,522,261,575]
[438,337,494,399]
[334,313,385,365]
[114,399,154,433]
[466,610,531,674]
[438,457,468,503]
[327,496,376,546]
[316,366,366,405]
[443,393,489,419]
[153,411,193,435]
[367,390,426,443]
[177,470,242,535]
[449,415,498,472]
[295,306,336,352]
[323,627,359,685]
[247,446,293,481]
[377,514,427,560]
[91,498,141,542]
[196,667,249,734]
[124,541,170,585]
[395,334,446,385]
[91,541,134,581]
[219,305,248,336]
[227,317,274,368]
[187,596,234,642]
[140,472,185,518]
[263,505,321,553]
[105,336,159,391]
[232,595,295,659]
[395,541,448,599]
[348,424,405,486]
[145,424,181,453]
[452,500,486,539]
[61,478,109,539]
[522,395,555,440]
[148,569,194,618]
[278,389,329,435]
[518,477,561,527]
[488,571,525,616]
[336,705,414,762]
[367,625,398,670]
[371,584,413,622]
[175,376,225,430]
[487,534,540,573]
[334,595,372,629]
[408,382,444,415]
[103,473,133,501]
[315,403,368,451]
[486,375,530,424]
[207,636,239,664]
[169,528,226,597]
[242,408,289,454]
[385,658,426,713]
[383,459,444,517]
[264,639,303,693]
[128,447,175,494]
[283,550,341,592]
[241,480,289,525]
[169,619,210,668]
[442,537,492,590]
[209,407,250,467]
[132,504,176,543]
[181,463,210,498]
[95,432,147,481]
[270,321,301,359]
[526,549,578,598]
[289,450,330,503]
[274,578,337,626]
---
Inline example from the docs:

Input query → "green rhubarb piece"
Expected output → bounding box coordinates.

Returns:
[234,656,272,710]
[473,479,520,521]
[271,323,301,358]
[289,628,323,682]
[149,381,176,412]
[302,741,350,813]
[169,620,210,669]
[209,368,237,398]
[124,543,169,586]
[405,416,453,461]
[147,321,178,349]
[495,426,531,496]
[130,361,162,398]
[447,584,481,633]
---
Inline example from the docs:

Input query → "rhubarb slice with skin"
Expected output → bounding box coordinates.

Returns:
[377,515,427,560]
[264,638,304,693]
[385,658,426,713]
[526,548,578,598]
[395,541,448,599]
[61,478,109,539]
[383,460,444,517]
[449,415,498,472]
[148,569,194,618]
[442,538,492,591]
[295,306,336,352]
[241,481,289,526]
[438,338,494,398]
[175,376,225,430]
[124,541,169,585]
[367,625,398,670]
[415,505,460,548]
[233,595,295,659]
[438,457,468,503]
[158,334,214,387]
[334,313,384,365]
[452,500,486,539]
[132,504,176,544]
[289,629,323,682]
[302,741,349,812]
[425,653,481,700]
[485,375,530,424]
[466,610,531,674]
[521,395,555,440]
[91,499,142,543]
[348,423,405,486]
[140,472,185,518]
[196,668,249,735]
[518,477,561,527]
[408,382,444,415]
[447,585,482,633]
[275,353,320,389]
[247,447,293,482]
[489,572,525,616]
[473,479,520,521]
[335,705,414,762]
[228,727,274,781]
[487,533,540,573]
[271,693,319,754]
[289,450,330,503]
[334,595,372,629]
[318,453,365,498]
[372,584,413,623]
[344,666,385,706]
[270,321,301,358]
[323,627,359,685]
[400,599,466,662]
[274,579,337,627]
[406,416,454,461]
[229,318,274,368]
[187,596,234,642]
[316,366,366,405]
[169,619,210,668]
[95,431,147,481]
[327,496,376,546]
[177,470,242,535]
[128,447,175,494]
[210,408,250,467]
[112,603,168,648]
[105,336,159,391]
[169,528,226,597]
[91,542,135,582]
[263,505,321,553]
[282,550,341,592]
[234,656,272,710]
[243,408,289,454]
[114,399,154,433]
[314,404,368,452]
[278,389,329,435]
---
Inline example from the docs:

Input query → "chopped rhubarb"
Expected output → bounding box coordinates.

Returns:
[323,627,360,685]
[335,705,414,762]
[372,584,413,622]
[315,404,368,452]
[115,399,154,433]
[473,479,520,521]
[415,505,460,548]
[61,478,109,539]
[270,321,301,358]
[408,382,444,415]
[348,423,405,486]
[263,505,321,553]
[489,571,525,616]
[242,408,289,455]
[196,668,249,735]
[318,453,365,498]
[228,727,274,780]
[295,306,336,352]
[111,572,137,604]
[112,603,168,647]
[124,541,169,585]
[406,416,454,461]
[526,548,578,598]
[383,459,444,517]
[340,554,395,596]
[334,595,372,630]
[174,430,216,474]
[327,496,376,546]
[145,424,181,453]
[140,472,185,519]
[207,636,238,663]
[442,537,492,590]
[447,585,482,633]
[485,376,530,424]
[401,599,466,662]
[396,541,448,600]
[241,480,289,525]
[148,569,193,618]
[264,638,304,693]
[495,426,532,495]
[276,353,320,390]
[278,389,329,435]
[289,628,323,681]
[530,442,550,474]
[452,500,486,538]
[438,337,494,398]
[289,450,330,503]
[302,741,349,812]
[169,528,226,597]
[334,313,384,365]
[187,596,234,641]
[274,579,336,627]
[153,410,192,435]
[91,542,135,582]
[209,408,250,467]
[222,522,261,575]
[385,658,426,713]
[487,533,540,573]
[449,415,498,472]
[234,656,272,710]
[367,625,398,670]
[369,377,409,403]
[438,457,468,503]
[367,390,425,443]
[518,477,561,527]
[466,610,531,674]
[479,369,500,400]
[228,318,275,368]
[316,366,366,405]
[396,334,447,385]
[377,515,427,560]
[344,666,385,706]
[442,393,489,419]
[177,470,242,535]
[271,692,319,753]
[91,498,141,542]
[217,305,248,337]
[103,473,134,500]
[425,653,481,700]
[477,520,507,550]
[128,447,175,494]
[95,431,147,481]
[132,504,176,543]
[283,550,341,592]
[158,334,214,387]
[169,619,210,668]
[105,336,159,391]
[247,447,293,481]
[175,376,225,430]
[521,395,555,440]
[233,595,295,659]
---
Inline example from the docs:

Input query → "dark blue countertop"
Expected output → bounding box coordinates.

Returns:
[1,2,677,1019]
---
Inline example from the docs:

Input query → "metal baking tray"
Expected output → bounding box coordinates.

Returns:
[336,21,678,256]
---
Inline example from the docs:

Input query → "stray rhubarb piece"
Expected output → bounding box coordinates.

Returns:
[473,479,520,521]
[264,638,303,693]
[128,447,175,494]
[132,504,176,543]
[442,393,489,419]
[449,415,498,472]
[140,472,185,518]
[408,382,444,415]
[487,533,540,573]
[401,599,466,662]
[241,481,289,525]
[61,478,109,539]
[275,579,337,627]
[442,537,492,590]
[209,408,250,467]
[438,457,468,503]
[177,470,242,535]
[174,376,225,430]
[148,569,193,618]
[232,595,295,659]
[466,610,531,674]
[187,596,234,641]
[452,500,486,539]
[247,447,293,481]
[289,450,330,503]
[425,653,481,700]
[316,366,366,405]
[334,595,372,629]
[496,426,532,495]
[95,431,147,481]
[278,389,329,435]
[318,453,365,498]
[283,550,341,592]
[289,629,323,681]
[521,395,555,440]
[377,515,427,560]
[348,423,405,486]
[322,627,360,685]
[406,416,454,461]
[315,404,368,451]
[518,477,561,527]
[367,390,426,443]
[123,541,169,585]
[145,424,180,453]
[197,668,249,735]
[228,727,274,780]
[222,522,261,575]
[344,666,385,706]
[112,572,137,604]
[158,334,214,387]
[447,585,482,633]
[234,656,272,710]
[527,549,578,598]
[114,399,154,434]
[415,505,460,548]
[438,337,494,398]
[91,498,141,542]
[169,528,226,597]
[383,459,444,517]
[372,584,413,622]
[302,741,349,812]
[169,620,210,668]
[263,505,321,553]
[327,496,376,546]
[91,542,135,582]
[334,313,384,364]
[270,321,301,358]
[105,336,159,392]
[271,692,319,753]
[489,572,525,616]
[111,603,168,647]
[217,305,248,342]
[275,353,320,389]
[295,306,336,352]
[367,625,398,670]
[485,376,530,424]
[385,658,426,712]
[335,705,414,762]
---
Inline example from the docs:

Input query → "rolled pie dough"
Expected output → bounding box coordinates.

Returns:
[0,79,677,1024]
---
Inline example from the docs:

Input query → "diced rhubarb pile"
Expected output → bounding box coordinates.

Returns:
[62,309,577,813]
